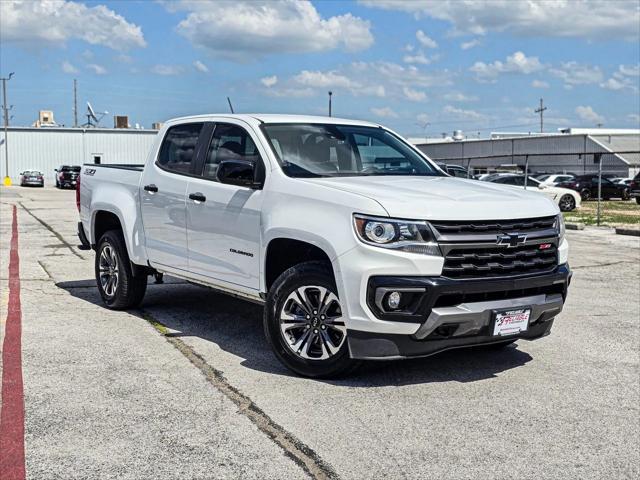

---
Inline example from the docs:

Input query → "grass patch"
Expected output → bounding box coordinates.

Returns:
[564,200,640,227]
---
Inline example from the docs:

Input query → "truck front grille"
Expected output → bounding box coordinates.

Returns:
[442,243,558,279]
[430,216,560,279]
[430,216,556,235]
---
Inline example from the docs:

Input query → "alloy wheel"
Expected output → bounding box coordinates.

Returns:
[559,194,575,211]
[99,243,120,297]
[279,285,346,360]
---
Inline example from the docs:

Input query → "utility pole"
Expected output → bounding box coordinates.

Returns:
[534,98,547,133]
[73,79,78,127]
[328,91,333,117]
[596,122,603,128]
[2,72,14,186]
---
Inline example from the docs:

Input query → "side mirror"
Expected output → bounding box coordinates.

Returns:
[216,158,261,188]
[54,169,58,172]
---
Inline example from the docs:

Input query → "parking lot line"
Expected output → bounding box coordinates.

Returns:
[0,205,26,480]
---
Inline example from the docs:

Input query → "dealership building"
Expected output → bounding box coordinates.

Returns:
[0,126,158,184]
[415,128,640,178]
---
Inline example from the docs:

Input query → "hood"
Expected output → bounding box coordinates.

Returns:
[301,176,559,220]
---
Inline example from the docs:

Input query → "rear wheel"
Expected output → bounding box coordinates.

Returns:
[95,230,147,309]
[621,189,630,200]
[580,189,591,201]
[264,261,359,378]
[636,197,640,205]
[559,194,576,211]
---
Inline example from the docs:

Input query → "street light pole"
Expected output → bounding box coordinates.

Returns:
[2,72,14,187]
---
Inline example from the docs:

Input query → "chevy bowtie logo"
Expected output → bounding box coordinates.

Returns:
[496,233,528,248]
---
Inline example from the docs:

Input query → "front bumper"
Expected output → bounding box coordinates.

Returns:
[347,265,571,360]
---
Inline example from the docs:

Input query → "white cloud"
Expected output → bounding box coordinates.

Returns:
[470,51,543,81]
[416,30,437,48]
[151,64,183,76]
[370,107,399,118]
[261,75,278,87]
[62,61,78,74]
[193,60,209,73]
[169,0,373,61]
[86,63,107,75]
[531,80,549,89]
[403,87,427,102]
[575,105,604,124]
[115,54,133,64]
[548,61,603,86]
[359,0,639,41]
[600,78,627,91]
[294,70,357,89]
[443,105,486,121]
[403,52,430,65]
[0,0,145,50]
[617,64,640,77]
[460,38,480,50]
[416,113,430,124]
[442,92,478,102]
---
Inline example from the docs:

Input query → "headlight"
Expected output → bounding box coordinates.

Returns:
[353,214,441,256]
[555,214,565,243]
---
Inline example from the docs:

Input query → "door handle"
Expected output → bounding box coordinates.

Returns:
[144,184,158,193]
[189,192,206,203]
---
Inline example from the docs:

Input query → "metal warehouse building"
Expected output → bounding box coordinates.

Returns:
[415,128,640,178]
[0,127,158,184]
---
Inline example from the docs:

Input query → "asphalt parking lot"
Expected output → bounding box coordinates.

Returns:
[1,186,639,480]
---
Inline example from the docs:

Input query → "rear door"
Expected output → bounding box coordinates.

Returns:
[140,122,208,271]
[185,121,265,290]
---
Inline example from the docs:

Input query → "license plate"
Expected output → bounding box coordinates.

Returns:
[493,308,530,336]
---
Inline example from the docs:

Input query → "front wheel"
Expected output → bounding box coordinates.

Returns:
[621,189,630,200]
[95,230,147,309]
[264,261,359,378]
[559,194,576,211]
[580,189,591,201]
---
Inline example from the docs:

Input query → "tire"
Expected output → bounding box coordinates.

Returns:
[580,189,591,201]
[636,197,640,205]
[95,230,147,309]
[559,194,576,212]
[621,189,630,201]
[264,261,360,378]
[55,180,60,188]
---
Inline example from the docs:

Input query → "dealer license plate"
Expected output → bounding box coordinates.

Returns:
[493,308,531,336]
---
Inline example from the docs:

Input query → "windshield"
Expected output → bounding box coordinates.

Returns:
[261,123,442,178]
[61,166,81,172]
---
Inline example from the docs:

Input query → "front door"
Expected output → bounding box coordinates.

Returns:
[186,122,264,290]
[140,122,207,271]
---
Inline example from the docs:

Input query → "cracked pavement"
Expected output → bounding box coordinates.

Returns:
[1,185,639,479]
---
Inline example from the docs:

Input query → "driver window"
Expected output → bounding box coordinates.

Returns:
[202,123,261,180]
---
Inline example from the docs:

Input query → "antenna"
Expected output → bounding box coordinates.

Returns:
[534,98,547,133]
[227,97,234,114]
[84,101,107,127]
[328,91,333,117]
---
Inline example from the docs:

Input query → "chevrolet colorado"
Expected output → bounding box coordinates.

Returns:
[78,114,571,377]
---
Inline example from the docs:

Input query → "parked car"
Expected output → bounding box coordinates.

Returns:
[55,165,81,188]
[556,175,630,200]
[536,174,576,187]
[19,170,44,187]
[610,178,633,187]
[629,172,640,204]
[78,114,571,378]
[437,163,470,178]
[479,172,520,182]
[488,175,581,211]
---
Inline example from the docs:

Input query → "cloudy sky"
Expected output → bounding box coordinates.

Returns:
[1,0,639,136]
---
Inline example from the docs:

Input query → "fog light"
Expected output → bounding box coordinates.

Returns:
[387,291,401,309]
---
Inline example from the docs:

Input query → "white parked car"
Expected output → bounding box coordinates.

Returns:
[536,174,576,187]
[489,175,581,211]
[77,114,571,377]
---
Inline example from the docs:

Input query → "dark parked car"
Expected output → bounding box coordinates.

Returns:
[19,170,44,187]
[55,165,81,189]
[557,174,630,201]
[437,163,470,178]
[629,172,640,204]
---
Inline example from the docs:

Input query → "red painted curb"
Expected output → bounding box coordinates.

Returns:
[0,205,26,480]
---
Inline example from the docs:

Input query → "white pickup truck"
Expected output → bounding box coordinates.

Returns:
[78,114,571,377]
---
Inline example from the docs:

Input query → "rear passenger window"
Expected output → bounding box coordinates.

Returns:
[202,124,261,180]
[157,123,204,174]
